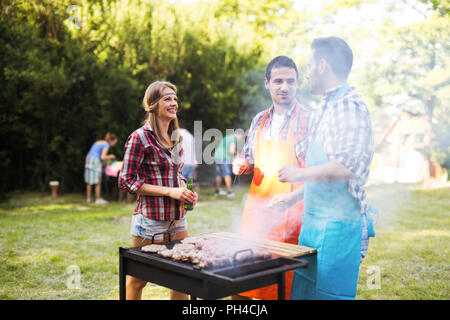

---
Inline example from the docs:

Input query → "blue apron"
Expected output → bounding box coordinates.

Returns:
[290,84,375,300]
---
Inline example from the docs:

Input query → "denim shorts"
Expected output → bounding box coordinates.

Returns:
[130,214,187,241]
[215,163,232,177]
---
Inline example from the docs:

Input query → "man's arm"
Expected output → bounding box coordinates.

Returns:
[278,160,354,183]
[268,184,305,211]
[229,141,237,156]
[232,113,262,175]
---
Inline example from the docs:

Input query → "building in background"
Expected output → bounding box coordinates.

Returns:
[369,110,445,184]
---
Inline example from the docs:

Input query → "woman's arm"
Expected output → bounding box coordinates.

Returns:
[136,183,197,204]
[119,134,145,193]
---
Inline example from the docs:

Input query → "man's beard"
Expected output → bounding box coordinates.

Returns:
[276,97,295,108]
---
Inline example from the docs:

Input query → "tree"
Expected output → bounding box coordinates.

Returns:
[325,0,450,168]
[2,0,305,194]
[372,0,449,168]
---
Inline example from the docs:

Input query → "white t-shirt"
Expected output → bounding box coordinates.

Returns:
[262,112,285,141]
[179,128,196,165]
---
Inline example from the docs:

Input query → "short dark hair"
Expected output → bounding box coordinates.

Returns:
[265,56,299,80]
[311,37,353,78]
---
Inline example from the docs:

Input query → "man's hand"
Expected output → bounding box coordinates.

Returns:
[278,164,303,183]
[268,184,304,211]
[268,192,296,211]
[232,158,249,175]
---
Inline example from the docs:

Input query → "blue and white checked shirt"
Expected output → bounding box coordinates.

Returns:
[299,85,374,214]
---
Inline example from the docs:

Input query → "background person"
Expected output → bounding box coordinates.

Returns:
[119,81,198,300]
[84,132,117,204]
[213,131,244,198]
[232,56,313,300]
[178,120,197,180]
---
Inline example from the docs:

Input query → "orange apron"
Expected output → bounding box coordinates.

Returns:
[239,103,305,300]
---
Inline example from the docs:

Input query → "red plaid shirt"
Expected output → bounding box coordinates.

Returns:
[241,101,313,166]
[119,121,186,221]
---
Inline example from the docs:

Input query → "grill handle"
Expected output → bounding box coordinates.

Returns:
[151,232,171,244]
[224,257,310,283]
[233,248,254,266]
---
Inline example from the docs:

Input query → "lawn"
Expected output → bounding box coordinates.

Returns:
[0,183,448,300]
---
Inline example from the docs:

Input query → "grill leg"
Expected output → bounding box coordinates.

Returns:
[278,272,285,300]
[119,247,126,300]
[190,295,197,300]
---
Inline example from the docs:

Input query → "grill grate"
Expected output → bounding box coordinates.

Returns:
[119,232,316,300]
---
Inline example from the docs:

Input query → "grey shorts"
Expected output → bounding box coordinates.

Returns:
[130,214,187,241]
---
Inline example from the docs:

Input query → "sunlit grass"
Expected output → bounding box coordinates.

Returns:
[357,185,450,300]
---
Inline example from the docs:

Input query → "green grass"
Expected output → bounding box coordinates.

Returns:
[0,183,448,300]
[357,184,450,299]
[0,185,249,300]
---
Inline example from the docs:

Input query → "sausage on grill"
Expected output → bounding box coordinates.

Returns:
[141,244,167,253]
[143,237,271,269]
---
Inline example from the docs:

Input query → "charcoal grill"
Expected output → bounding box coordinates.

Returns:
[119,232,316,300]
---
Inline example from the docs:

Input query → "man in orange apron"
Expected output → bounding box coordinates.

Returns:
[232,56,313,300]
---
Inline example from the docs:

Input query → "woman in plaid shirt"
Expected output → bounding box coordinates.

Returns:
[119,81,198,300]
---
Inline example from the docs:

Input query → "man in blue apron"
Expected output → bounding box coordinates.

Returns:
[272,37,377,300]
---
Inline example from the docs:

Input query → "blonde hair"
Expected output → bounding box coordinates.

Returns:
[142,81,182,148]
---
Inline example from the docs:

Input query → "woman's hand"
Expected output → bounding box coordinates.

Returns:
[168,187,196,203]
[192,192,199,207]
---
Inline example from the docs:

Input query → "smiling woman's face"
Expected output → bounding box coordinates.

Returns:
[157,87,178,121]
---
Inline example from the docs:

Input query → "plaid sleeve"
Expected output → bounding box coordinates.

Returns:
[327,97,373,177]
[118,132,145,193]
[294,105,314,163]
[241,111,265,165]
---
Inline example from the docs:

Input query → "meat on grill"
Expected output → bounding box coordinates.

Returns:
[141,237,272,269]
[141,244,167,253]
